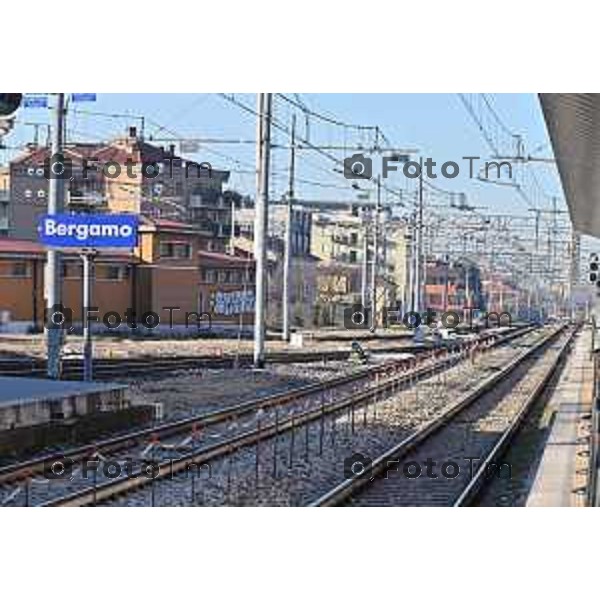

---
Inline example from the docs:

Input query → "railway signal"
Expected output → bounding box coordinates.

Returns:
[0,93,22,138]
[0,93,22,117]
[590,253,599,284]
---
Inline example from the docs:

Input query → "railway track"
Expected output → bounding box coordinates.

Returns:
[0,345,427,380]
[0,325,534,493]
[309,324,574,507]
[0,326,528,381]
[0,325,540,507]
[2,345,481,506]
[0,343,471,488]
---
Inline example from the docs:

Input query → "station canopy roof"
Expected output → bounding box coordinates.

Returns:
[540,93,600,237]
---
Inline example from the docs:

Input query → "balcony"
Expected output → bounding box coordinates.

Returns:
[67,186,108,210]
[189,195,226,209]
[189,217,218,236]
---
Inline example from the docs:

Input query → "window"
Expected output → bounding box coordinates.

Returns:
[61,263,82,279]
[175,244,192,259]
[61,263,69,278]
[203,269,217,283]
[159,241,192,259]
[349,250,357,264]
[159,242,174,258]
[11,262,30,278]
[105,266,123,281]
[350,232,358,246]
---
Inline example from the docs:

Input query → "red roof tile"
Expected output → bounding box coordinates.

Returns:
[0,238,44,255]
[0,238,135,262]
[138,216,201,233]
[198,250,254,267]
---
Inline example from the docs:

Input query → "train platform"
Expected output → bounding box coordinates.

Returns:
[526,327,594,507]
[0,376,128,431]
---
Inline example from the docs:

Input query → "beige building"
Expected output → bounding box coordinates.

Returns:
[311,207,410,325]
[233,234,318,329]
[233,203,317,328]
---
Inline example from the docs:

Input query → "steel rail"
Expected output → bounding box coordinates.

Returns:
[308,324,568,507]
[0,326,533,380]
[40,326,545,506]
[1,327,534,486]
[454,328,575,506]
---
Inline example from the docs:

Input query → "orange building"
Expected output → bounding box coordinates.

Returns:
[0,217,255,335]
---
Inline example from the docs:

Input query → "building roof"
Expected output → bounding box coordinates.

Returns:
[198,249,254,268]
[138,215,204,235]
[0,238,43,256]
[0,238,135,262]
[11,139,230,181]
[539,93,600,236]
[11,143,107,165]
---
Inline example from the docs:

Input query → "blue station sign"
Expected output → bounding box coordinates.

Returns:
[39,214,139,248]
[71,93,97,103]
[23,95,48,108]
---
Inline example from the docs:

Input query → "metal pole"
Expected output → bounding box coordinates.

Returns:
[408,213,416,313]
[464,264,470,323]
[415,166,424,314]
[282,115,296,342]
[229,196,236,256]
[370,176,381,331]
[361,219,369,309]
[401,229,408,314]
[443,260,449,312]
[569,230,579,321]
[253,93,272,368]
[45,93,66,380]
[82,251,94,381]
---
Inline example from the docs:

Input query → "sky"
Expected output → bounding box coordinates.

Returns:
[3,93,565,219]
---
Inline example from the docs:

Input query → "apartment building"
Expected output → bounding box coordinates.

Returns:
[311,208,368,323]
[236,203,312,256]
[311,208,366,266]
[481,273,522,317]
[0,167,8,236]
[233,233,317,328]
[424,258,484,314]
[233,204,317,328]
[311,207,410,325]
[8,128,234,252]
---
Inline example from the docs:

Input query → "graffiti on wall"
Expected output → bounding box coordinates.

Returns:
[210,289,255,316]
